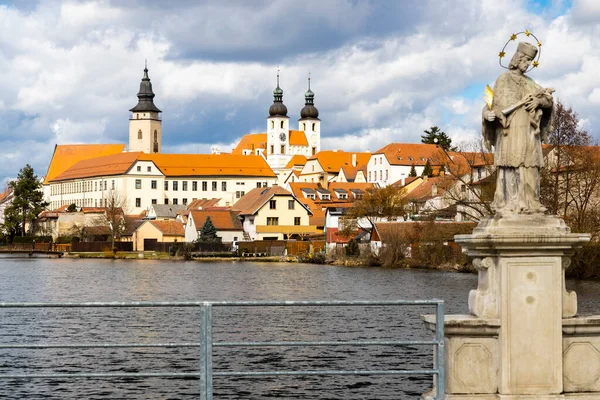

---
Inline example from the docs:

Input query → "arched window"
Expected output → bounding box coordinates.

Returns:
[280,121,284,129]
[154,130,158,141]
[312,123,316,131]
[302,123,306,130]
[138,130,142,139]
[136,114,139,119]
[271,121,274,129]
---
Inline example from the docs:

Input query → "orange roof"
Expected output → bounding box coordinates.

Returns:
[187,198,222,210]
[190,210,243,231]
[405,176,454,201]
[289,182,374,227]
[232,186,301,216]
[373,143,448,167]
[285,155,307,169]
[44,144,125,184]
[308,151,371,173]
[51,152,142,181]
[231,133,267,155]
[140,154,276,178]
[339,165,366,181]
[289,130,308,146]
[149,220,185,236]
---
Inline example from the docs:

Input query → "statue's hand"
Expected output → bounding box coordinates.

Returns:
[525,96,541,112]
[485,110,496,122]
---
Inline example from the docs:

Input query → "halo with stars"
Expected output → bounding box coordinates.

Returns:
[498,30,542,72]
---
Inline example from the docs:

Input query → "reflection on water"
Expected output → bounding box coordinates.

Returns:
[0,258,597,399]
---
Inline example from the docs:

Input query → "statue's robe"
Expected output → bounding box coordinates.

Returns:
[482,71,554,214]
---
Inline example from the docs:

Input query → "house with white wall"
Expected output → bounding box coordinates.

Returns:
[185,210,244,243]
[231,186,317,240]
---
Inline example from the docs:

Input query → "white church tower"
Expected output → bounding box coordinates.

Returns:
[129,62,162,154]
[299,74,320,156]
[266,71,290,158]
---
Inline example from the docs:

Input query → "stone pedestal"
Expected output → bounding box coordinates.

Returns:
[424,214,592,399]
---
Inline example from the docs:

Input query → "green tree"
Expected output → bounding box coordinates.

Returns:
[67,203,77,212]
[345,238,360,257]
[199,216,219,242]
[4,164,48,237]
[422,160,433,177]
[421,126,456,151]
[409,165,417,177]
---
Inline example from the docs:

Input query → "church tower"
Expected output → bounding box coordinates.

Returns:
[129,63,162,154]
[299,74,320,156]
[266,71,289,156]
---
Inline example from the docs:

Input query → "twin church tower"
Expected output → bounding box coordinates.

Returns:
[127,65,321,163]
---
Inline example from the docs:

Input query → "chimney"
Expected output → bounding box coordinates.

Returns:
[352,154,357,167]
[432,184,438,196]
[423,175,429,182]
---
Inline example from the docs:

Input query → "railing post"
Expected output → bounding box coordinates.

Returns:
[435,300,445,400]
[200,303,213,400]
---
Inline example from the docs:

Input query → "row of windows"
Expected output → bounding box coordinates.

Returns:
[50,180,112,196]
[268,200,296,210]
[163,181,268,191]
[265,217,302,226]
[136,165,153,173]
[368,170,389,182]
[51,198,109,209]
[268,121,318,131]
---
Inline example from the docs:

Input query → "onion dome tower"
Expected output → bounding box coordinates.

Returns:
[299,73,320,156]
[267,70,289,156]
[129,61,163,154]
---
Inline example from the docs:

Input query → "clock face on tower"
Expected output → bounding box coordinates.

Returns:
[310,134,317,145]
[279,132,287,142]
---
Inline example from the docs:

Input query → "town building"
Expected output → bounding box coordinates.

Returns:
[43,65,277,215]
[232,74,321,183]
[367,143,449,186]
[185,209,244,243]
[231,186,317,240]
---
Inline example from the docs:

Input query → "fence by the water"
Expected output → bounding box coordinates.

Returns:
[0,300,445,399]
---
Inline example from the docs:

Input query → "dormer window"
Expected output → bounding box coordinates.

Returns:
[409,156,414,161]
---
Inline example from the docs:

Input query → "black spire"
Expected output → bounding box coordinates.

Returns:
[300,72,319,119]
[130,62,162,113]
[269,68,288,117]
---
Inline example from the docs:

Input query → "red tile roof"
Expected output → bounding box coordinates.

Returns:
[190,210,243,231]
[231,186,295,216]
[140,154,276,178]
[149,220,185,236]
[373,143,448,167]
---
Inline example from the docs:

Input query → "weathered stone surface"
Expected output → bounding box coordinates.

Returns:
[446,338,497,394]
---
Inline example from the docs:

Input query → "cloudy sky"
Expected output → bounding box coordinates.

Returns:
[0,0,598,184]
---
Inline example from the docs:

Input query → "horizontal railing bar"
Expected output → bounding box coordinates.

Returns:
[0,340,440,350]
[0,343,200,349]
[216,340,438,347]
[0,369,440,380]
[214,369,439,377]
[0,300,442,308]
[0,372,201,379]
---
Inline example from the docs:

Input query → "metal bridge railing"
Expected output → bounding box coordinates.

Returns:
[0,300,445,399]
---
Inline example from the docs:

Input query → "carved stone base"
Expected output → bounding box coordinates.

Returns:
[423,214,591,398]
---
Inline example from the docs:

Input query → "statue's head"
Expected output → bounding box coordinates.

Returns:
[509,42,538,73]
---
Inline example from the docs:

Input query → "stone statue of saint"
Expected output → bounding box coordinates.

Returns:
[482,41,554,215]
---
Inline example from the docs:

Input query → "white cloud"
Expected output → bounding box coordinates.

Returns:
[0,0,598,184]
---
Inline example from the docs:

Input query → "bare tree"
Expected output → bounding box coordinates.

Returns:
[560,145,600,238]
[431,140,495,222]
[541,100,591,215]
[93,190,129,252]
[339,185,408,238]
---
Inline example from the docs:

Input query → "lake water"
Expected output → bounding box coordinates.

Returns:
[0,257,598,399]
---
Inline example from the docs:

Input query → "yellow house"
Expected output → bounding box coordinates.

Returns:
[232,186,318,240]
[133,220,185,251]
